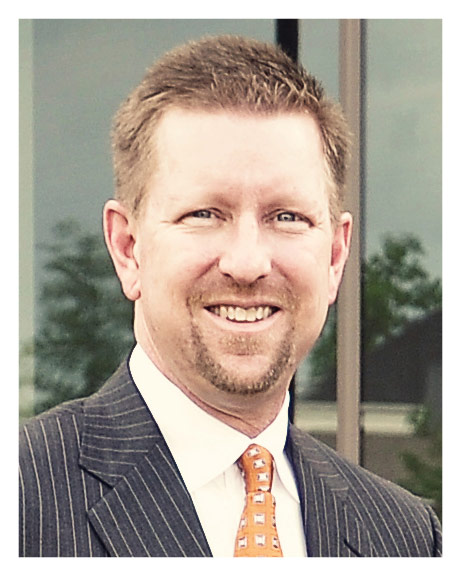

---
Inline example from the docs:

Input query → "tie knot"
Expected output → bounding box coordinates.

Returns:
[238,444,274,493]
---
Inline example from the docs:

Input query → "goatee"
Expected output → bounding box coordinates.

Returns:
[190,322,295,396]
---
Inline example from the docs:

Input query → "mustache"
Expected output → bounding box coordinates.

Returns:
[186,278,298,311]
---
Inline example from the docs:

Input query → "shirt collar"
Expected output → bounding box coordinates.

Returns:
[129,344,298,500]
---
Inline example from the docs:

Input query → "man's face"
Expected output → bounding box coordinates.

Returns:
[118,109,351,414]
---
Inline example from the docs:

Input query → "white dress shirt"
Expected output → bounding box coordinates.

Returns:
[129,344,307,557]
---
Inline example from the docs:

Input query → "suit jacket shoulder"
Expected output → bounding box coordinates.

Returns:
[19,360,442,557]
[19,361,211,557]
[287,425,442,557]
[19,375,110,556]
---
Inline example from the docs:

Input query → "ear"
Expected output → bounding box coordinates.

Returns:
[103,199,141,301]
[328,212,353,305]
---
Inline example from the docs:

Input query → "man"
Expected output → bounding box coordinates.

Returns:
[19,35,442,557]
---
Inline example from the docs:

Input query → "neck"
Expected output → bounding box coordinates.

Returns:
[134,319,291,438]
[172,380,289,438]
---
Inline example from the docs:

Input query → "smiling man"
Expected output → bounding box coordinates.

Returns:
[20,35,442,557]
[105,108,349,438]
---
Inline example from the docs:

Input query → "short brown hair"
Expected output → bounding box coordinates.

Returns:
[112,35,350,222]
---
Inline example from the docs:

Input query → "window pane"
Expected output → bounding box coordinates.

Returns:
[362,20,442,518]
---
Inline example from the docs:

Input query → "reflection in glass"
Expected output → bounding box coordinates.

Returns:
[362,20,441,518]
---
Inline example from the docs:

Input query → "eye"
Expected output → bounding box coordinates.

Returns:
[276,212,299,222]
[190,209,213,219]
[272,211,312,228]
[179,208,222,228]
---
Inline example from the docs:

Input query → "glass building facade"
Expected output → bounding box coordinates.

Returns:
[19,19,442,515]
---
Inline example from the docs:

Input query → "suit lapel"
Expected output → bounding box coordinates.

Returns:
[79,362,211,557]
[79,362,379,557]
[287,425,377,557]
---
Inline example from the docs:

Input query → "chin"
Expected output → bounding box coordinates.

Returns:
[190,320,296,398]
[198,353,292,398]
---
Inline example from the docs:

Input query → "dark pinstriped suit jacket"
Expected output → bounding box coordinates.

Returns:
[19,360,442,557]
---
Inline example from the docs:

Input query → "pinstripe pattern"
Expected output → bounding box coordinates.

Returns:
[287,426,442,557]
[19,362,210,557]
[19,360,442,557]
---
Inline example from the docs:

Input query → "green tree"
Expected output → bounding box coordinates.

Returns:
[399,406,442,520]
[309,233,442,383]
[33,220,134,414]
[362,234,442,354]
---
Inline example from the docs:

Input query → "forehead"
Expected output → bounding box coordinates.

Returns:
[156,107,323,154]
[152,108,326,188]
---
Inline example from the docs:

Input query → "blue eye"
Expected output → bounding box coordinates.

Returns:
[192,209,213,219]
[272,211,312,230]
[277,212,298,222]
[180,209,220,227]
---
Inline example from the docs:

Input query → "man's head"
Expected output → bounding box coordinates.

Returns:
[111,35,350,224]
[104,36,352,435]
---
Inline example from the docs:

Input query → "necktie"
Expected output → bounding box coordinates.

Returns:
[234,444,283,557]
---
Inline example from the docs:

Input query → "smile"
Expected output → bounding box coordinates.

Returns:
[207,305,278,323]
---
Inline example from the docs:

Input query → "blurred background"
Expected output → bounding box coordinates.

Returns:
[19,19,442,519]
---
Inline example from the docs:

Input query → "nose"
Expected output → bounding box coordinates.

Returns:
[218,215,272,285]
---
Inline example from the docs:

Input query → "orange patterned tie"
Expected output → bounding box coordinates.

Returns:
[234,444,283,557]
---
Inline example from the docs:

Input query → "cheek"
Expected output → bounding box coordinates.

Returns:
[280,244,331,298]
[138,240,214,306]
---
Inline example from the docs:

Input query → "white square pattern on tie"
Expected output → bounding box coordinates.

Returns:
[253,493,266,504]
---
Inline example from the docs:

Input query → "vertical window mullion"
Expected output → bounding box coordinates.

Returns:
[336,19,365,464]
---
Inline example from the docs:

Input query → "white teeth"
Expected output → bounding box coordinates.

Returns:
[235,307,246,321]
[246,308,257,322]
[210,305,275,322]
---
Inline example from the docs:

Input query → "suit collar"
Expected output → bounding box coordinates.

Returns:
[130,343,294,495]
[287,425,377,557]
[79,360,160,486]
[80,361,212,557]
[79,361,375,557]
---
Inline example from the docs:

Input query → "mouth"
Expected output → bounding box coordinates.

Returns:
[206,305,279,323]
